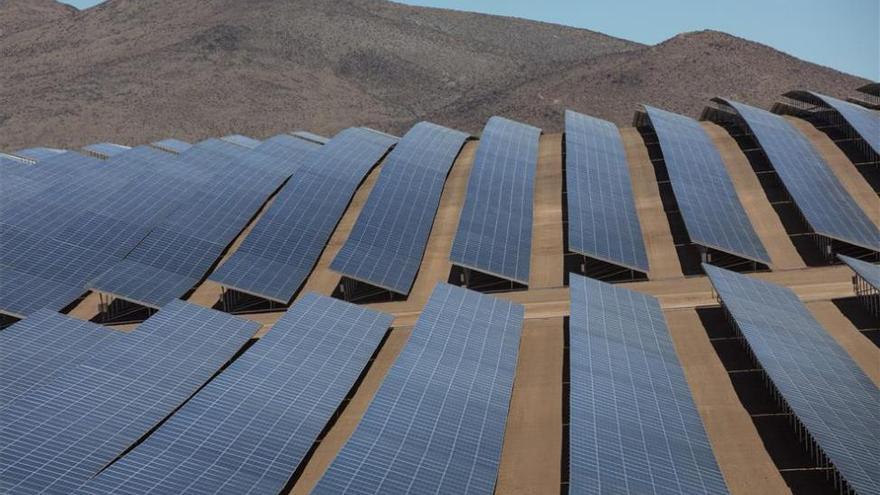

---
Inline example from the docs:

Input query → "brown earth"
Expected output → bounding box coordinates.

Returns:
[0,0,869,149]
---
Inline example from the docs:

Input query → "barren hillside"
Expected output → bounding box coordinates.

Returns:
[0,0,868,149]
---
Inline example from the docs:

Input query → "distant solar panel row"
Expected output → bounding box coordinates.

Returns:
[151,138,191,153]
[565,110,649,273]
[83,142,131,158]
[705,265,880,495]
[838,254,880,290]
[88,136,318,307]
[331,121,469,294]
[14,147,65,161]
[805,91,880,155]
[714,98,879,251]
[569,274,729,494]
[313,283,524,495]
[77,294,392,495]
[645,106,770,264]
[221,134,262,148]
[0,301,258,495]
[210,127,397,303]
[292,130,331,144]
[450,116,542,284]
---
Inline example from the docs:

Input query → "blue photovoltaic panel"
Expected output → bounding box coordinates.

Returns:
[838,254,880,290]
[292,130,331,144]
[569,274,728,494]
[0,300,258,495]
[83,142,131,158]
[151,138,191,153]
[0,310,116,404]
[0,267,87,317]
[210,128,397,302]
[331,121,469,294]
[705,265,880,494]
[313,283,524,495]
[14,147,65,161]
[255,133,321,160]
[807,91,880,155]
[716,98,879,251]
[76,294,392,495]
[221,134,262,149]
[565,110,649,273]
[1,152,33,164]
[645,106,770,264]
[450,116,541,284]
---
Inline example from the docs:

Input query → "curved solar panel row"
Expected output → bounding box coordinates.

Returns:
[151,138,191,153]
[14,147,65,161]
[83,142,131,158]
[565,110,649,273]
[714,98,879,251]
[331,121,469,294]
[0,301,258,495]
[221,134,262,148]
[88,137,318,307]
[313,283,524,495]
[705,265,880,495]
[838,254,880,290]
[644,106,771,264]
[569,274,729,494]
[209,128,397,303]
[293,130,330,144]
[0,309,116,404]
[786,91,880,154]
[450,116,542,284]
[77,294,392,495]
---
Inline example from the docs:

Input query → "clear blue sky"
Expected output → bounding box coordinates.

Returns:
[60,0,878,80]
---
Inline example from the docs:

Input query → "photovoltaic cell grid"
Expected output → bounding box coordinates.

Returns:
[717,98,879,251]
[331,121,469,294]
[807,91,880,154]
[209,127,398,302]
[450,116,541,284]
[645,106,771,264]
[838,254,880,290]
[568,274,729,494]
[313,283,524,495]
[705,264,880,494]
[0,310,116,404]
[565,110,649,273]
[151,138,192,153]
[76,294,393,495]
[0,300,258,495]
[83,142,132,158]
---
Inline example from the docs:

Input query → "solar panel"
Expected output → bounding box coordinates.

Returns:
[255,133,321,160]
[450,116,542,284]
[210,127,397,302]
[75,294,392,495]
[221,134,262,149]
[806,91,880,154]
[714,98,879,251]
[151,138,192,154]
[565,110,649,273]
[313,283,524,495]
[568,274,729,494]
[644,106,770,264]
[0,310,116,404]
[331,122,469,294]
[838,254,880,290]
[292,130,331,145]
[83,142,131,158]
[0,267,86,317]
[0,300,258,495]
[14,147,65,161]
[704,264,880,494]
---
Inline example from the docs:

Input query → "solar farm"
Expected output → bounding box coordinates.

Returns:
[0,87,878,495]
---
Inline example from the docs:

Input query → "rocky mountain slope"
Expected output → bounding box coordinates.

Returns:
[0,0,869,148]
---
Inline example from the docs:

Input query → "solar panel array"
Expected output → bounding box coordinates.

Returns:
[0,300,258,495]
[210,127,398,302]
[705,264,880,494]
[717,98,879,251]
[568,274,729,494]
[0,309,116,404]
[313,283,524,495]
[565,110,649,273]
[331,122,469,294]
[83,142,132,158]
[221,134,262,149]
[645,106,771,264]
[15,147,65,161]
[808,91,880,155]
[77,294,393,495]
[838,254,880,290]
[151,138,192,153]
[450,116,541,284]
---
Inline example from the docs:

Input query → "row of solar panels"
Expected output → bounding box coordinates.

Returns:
[4,264,877,494]
[2,95,877,319]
